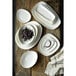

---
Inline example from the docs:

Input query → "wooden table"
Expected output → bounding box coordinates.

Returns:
[14,0,63,76]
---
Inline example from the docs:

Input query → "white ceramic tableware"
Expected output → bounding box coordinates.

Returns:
[15,21,42,50]
[38,33,60,56]
[20,51,38,68]
[16,9,31,23]
[31,1,61,30]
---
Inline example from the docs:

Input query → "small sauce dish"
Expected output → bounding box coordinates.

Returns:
[31,1,61,30]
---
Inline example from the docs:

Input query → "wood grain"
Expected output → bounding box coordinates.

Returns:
[15,0,63,76]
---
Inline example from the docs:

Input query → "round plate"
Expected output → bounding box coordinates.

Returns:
[20,51,38,68]
[15,21,42,50]
[16,9,31,23]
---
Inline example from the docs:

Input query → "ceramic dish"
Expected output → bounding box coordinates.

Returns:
[19,24,38,44]
[31,1,61,30]
[20,51,38,68]
[15,21,42,50]
[16,9,31,23]
[38,33,60,56]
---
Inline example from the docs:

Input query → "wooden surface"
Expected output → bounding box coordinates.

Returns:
[15,0,63,76]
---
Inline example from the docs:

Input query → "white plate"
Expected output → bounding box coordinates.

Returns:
[19,24,37,44]
[20,51,38,68]
[15,21,42,50]
[16,9,31,23]
[38,33,60,56]
[31,1,61,30]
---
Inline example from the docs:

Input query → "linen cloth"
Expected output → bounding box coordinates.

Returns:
[45,48,64,76]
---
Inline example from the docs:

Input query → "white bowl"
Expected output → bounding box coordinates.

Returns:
[19,24,37,44]
[20,51,38,68]
[16,9,31,23]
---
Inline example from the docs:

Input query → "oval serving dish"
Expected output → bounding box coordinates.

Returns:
[31,1,61,30]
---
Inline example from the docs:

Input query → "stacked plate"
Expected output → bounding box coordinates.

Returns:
[15,21,42,50]
[31,1,61,30]
[38,33,60,56]
[16,9,31,23]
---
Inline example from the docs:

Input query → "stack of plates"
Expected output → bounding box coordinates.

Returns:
[15,21,42,50]
[31,1,61,30]
[38,33,60,56]
[16,9,31,23]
